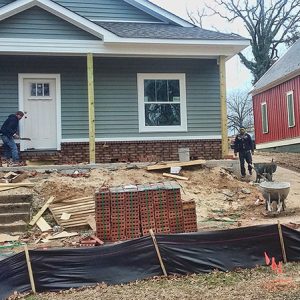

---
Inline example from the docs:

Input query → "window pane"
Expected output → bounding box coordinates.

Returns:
[168,80,180,102]
[145,103,181,126]
[30,83,37,96]
[156,80,168,102]
[37,83,43,96]
[144,80,155,102]
[261,104,268,133]
[44,83,50,96]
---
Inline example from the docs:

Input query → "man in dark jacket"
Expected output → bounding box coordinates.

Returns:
[234,126,254,178]
[0,111,24,165]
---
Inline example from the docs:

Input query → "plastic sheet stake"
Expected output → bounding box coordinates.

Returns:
[149,229,167,276]
[24,244,36,294]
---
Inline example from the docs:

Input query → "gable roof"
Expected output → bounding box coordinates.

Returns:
[97,22,246,40]
[0,0,117,39]
[252,38,300,95]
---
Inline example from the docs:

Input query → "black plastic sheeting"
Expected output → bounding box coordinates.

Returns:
[1,224,300,300]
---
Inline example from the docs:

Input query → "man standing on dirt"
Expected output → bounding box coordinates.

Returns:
[0,111,24,166]
[234,126,254,178]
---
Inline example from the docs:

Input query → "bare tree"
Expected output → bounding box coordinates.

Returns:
[190,0,300,83]
[227,90,253,133]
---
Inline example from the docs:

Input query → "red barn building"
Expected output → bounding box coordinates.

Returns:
[252,39,300,152]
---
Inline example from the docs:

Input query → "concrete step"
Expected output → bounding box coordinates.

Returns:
[0,194,32,204]
[0,202,31,214]
[0,212,30,223]
[0,221,27,234]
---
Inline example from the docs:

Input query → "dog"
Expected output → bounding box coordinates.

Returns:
[253,159,277,183]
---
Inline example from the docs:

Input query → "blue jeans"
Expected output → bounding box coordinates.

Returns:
[1,135,19,162]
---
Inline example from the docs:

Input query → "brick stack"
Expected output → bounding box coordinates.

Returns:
[110,187,126,241]
[152,183,170,234]
[124,186,141,240]
[165,182,184,233]
[95,189,111,241]
[138,184,156,236]
[182,200,198,232]
[95,182,198,242]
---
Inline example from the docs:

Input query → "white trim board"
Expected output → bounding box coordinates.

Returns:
[18,73,62,151]
[0,38,248,58]
[61,136,222,143]
[256,137,300,149]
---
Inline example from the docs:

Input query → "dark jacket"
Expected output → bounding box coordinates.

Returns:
[234,133,254,153]
[0,114,19,138]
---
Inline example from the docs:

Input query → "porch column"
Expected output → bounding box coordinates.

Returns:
[219,55,228,158]
[87,53,96,164]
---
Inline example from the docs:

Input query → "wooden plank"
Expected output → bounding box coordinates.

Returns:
[87,53,96,164]
[48,231,78,240]
[0,187,19,192]
[11,173,28,183]
[56,209,95,218]
[219,55,228,158]
[59,215,95,224]
[162,173,189,181]
[24,244,36,294]
[36,217,52,232]
[146,159,206,171]
[29,196,55,226]
[51,202,94,211]
[86,215,96,231]
[53,195,92,204]
[0,182,34,187]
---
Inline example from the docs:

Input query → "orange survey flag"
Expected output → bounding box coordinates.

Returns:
[277,261,283,274]
[271,257,277,272]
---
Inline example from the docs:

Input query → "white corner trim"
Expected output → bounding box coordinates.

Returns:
[124,0,194,27]
[18,73,62,151]
[61,136,222,143]
[0,0,117,40]
[256,136,300,149]
[137,73,187,133]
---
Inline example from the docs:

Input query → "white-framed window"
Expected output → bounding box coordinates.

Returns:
[261,102,268,133]
[137,73,187,132]
[286,91,295,128]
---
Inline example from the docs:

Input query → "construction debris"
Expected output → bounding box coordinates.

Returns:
[162,173,189,181]
[146,159,206,171]
[0,233,19,243]
[49,196,94,228]
[29,196,55,226]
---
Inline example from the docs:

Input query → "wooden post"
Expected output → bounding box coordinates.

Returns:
[149,229,167,276]
[87,53,96,164]
[24,244,36,294]
[219,56,228,158]
[277,220,288,263]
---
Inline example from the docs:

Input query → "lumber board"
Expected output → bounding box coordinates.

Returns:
[48,231,78,240]
[162,173,189,181]
[0,182,34,187]
[0,186,19,192]
[50,202,94,211]
[29,196,55,226]
[53,196,92,204]
[36,217,52,232]
[146,159,206,171]
[56,209,95,217]
[59,213,95,222]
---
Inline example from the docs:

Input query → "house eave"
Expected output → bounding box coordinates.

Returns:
[252,69,300,96]
[0,38,249,58]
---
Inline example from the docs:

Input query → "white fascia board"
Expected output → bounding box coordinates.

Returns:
[124,0,194,27]
[0,38,248,58]
[0,0,117,40]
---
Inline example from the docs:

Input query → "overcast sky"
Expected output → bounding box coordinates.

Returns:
[150,0,252,92]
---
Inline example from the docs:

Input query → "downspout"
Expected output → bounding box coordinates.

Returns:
[219,56,228,158]
[87,53,96,164]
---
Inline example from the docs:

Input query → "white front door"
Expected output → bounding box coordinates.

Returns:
[19,75,60,151]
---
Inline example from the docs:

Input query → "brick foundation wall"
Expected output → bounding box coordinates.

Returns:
[1,140,222,164]
[60,140,222,164]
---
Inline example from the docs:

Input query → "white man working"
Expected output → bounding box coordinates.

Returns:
[0,111,25,166]
[233,126,254,178]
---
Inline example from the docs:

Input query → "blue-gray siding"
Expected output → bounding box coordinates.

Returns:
[0,56,221,139]
[54,0,161,22]
[0,6,100,39]
[0,0,162,23]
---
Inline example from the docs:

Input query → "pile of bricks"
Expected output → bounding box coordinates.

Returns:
[95,182,197,241]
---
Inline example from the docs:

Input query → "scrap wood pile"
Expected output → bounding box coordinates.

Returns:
[95,181,197,242]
